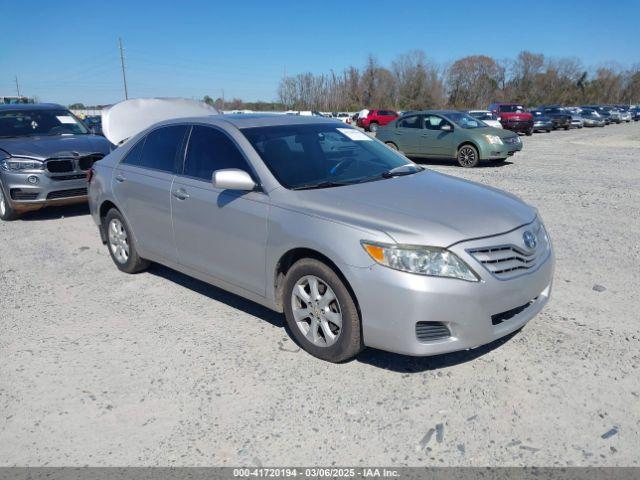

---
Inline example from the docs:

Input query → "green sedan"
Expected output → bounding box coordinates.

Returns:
[376,110,523,167]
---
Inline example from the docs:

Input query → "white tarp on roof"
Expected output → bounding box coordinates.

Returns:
[102,97,218,145]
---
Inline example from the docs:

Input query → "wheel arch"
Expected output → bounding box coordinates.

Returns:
[273,247,361,318]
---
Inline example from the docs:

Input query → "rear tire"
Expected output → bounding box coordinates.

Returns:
[564,125,570,131]
[0,180,20,221]
[283,258,363,363]
[104,208,149,274]
[526,128,533,136]
[456,144,479,168]
[385,142,399,150]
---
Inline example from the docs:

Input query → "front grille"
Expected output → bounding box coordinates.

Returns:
[50,174,86,181]
[45,153,105,174]
[416,322,451,342]
[46,188,87,200]
[467,223,549,280]
[491,298,537,326]
[46,159,74,173]
[78,153,104,171]
[10,189,39,200]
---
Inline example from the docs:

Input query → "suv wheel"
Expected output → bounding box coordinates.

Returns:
[104,208,150,273]
[457,145,479,168]
[369,122,378,133]
[0,180,19,221]
[526,128,533,136]
[283,258,363,363]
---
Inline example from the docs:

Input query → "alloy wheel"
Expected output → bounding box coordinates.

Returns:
[108,218,130,264]
[458,146,477,167]
[291,275,342,347]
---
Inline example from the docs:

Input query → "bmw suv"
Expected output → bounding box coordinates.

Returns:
[0,103,111,220]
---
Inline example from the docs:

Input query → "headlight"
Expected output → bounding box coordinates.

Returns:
[483,134,503,145]
[361,241,479,282]
[0,157,45,171]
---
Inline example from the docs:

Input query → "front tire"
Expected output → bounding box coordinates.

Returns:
[104,208,149,274]
[368,122,378,133]
[457,144,479,168]
[526,128,533,136]
[283,258,363,363]
[0,180,20,221]
[385,142,399,150]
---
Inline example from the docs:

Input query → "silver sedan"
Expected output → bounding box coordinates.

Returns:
[89,115,554,362]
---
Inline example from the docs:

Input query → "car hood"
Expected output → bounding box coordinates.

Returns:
[280,170,536,247]
[0,135,112,160]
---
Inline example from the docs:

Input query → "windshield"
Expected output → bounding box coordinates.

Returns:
[242,124,417,189]
[0,109,89,138]
[469,111,497,121]
[443,112,485,129]
[500,105,526,113]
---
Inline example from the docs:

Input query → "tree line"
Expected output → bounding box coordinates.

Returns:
[275,50,640,111]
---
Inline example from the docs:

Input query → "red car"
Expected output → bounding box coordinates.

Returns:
[356,109,399,132]
[488,103,534,135]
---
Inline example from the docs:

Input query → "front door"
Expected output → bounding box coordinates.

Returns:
[419,114,454,157]
[171,125,269,296]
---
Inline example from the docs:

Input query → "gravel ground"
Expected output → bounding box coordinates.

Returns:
[1,122,639,467]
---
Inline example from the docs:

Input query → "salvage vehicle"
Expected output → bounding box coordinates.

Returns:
[467,110,502,128]
[536,106,572,130]
[529,110,553,133]
[90,113,553,363]
[0,103,112,221]
[356,109,399,133]
[487,103,534,135]
[376,110,522,167]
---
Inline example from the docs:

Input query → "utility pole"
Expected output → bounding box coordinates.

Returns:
[15,75,20,96]
[118,37,129,100]
[221,89,225,110]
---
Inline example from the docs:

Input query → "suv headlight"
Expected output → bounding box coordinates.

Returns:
[361,241,479,282]
[483,134,503,145]
[0,157,45,171]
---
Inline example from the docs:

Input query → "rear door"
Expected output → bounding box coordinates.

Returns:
[112,125,188,262]
[171,125,269,296]
[392,114,424,154]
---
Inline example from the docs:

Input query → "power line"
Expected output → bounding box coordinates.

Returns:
[119,37,129,100]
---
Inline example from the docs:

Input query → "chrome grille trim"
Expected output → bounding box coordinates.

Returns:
[466,222,550,280]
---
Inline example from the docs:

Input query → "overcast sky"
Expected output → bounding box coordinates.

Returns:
[1,0,639,105]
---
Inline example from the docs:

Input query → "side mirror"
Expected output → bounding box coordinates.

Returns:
[212,169,256,191]
[440,124,453,132]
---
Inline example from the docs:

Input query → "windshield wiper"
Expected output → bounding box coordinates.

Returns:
[380,164,424,178]
[292,180,355,190]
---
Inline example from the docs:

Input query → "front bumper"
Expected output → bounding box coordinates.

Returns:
[0,170,88,212]
[533,121,552,131]
[347,220,554,356]
[500,120,533,133]
[478,139,522,159]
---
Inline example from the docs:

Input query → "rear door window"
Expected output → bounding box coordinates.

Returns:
[398,115,422,128]
[126,125,188,173]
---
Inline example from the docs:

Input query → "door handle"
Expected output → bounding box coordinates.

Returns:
[115,174,126,183]
[172,188,190,200]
